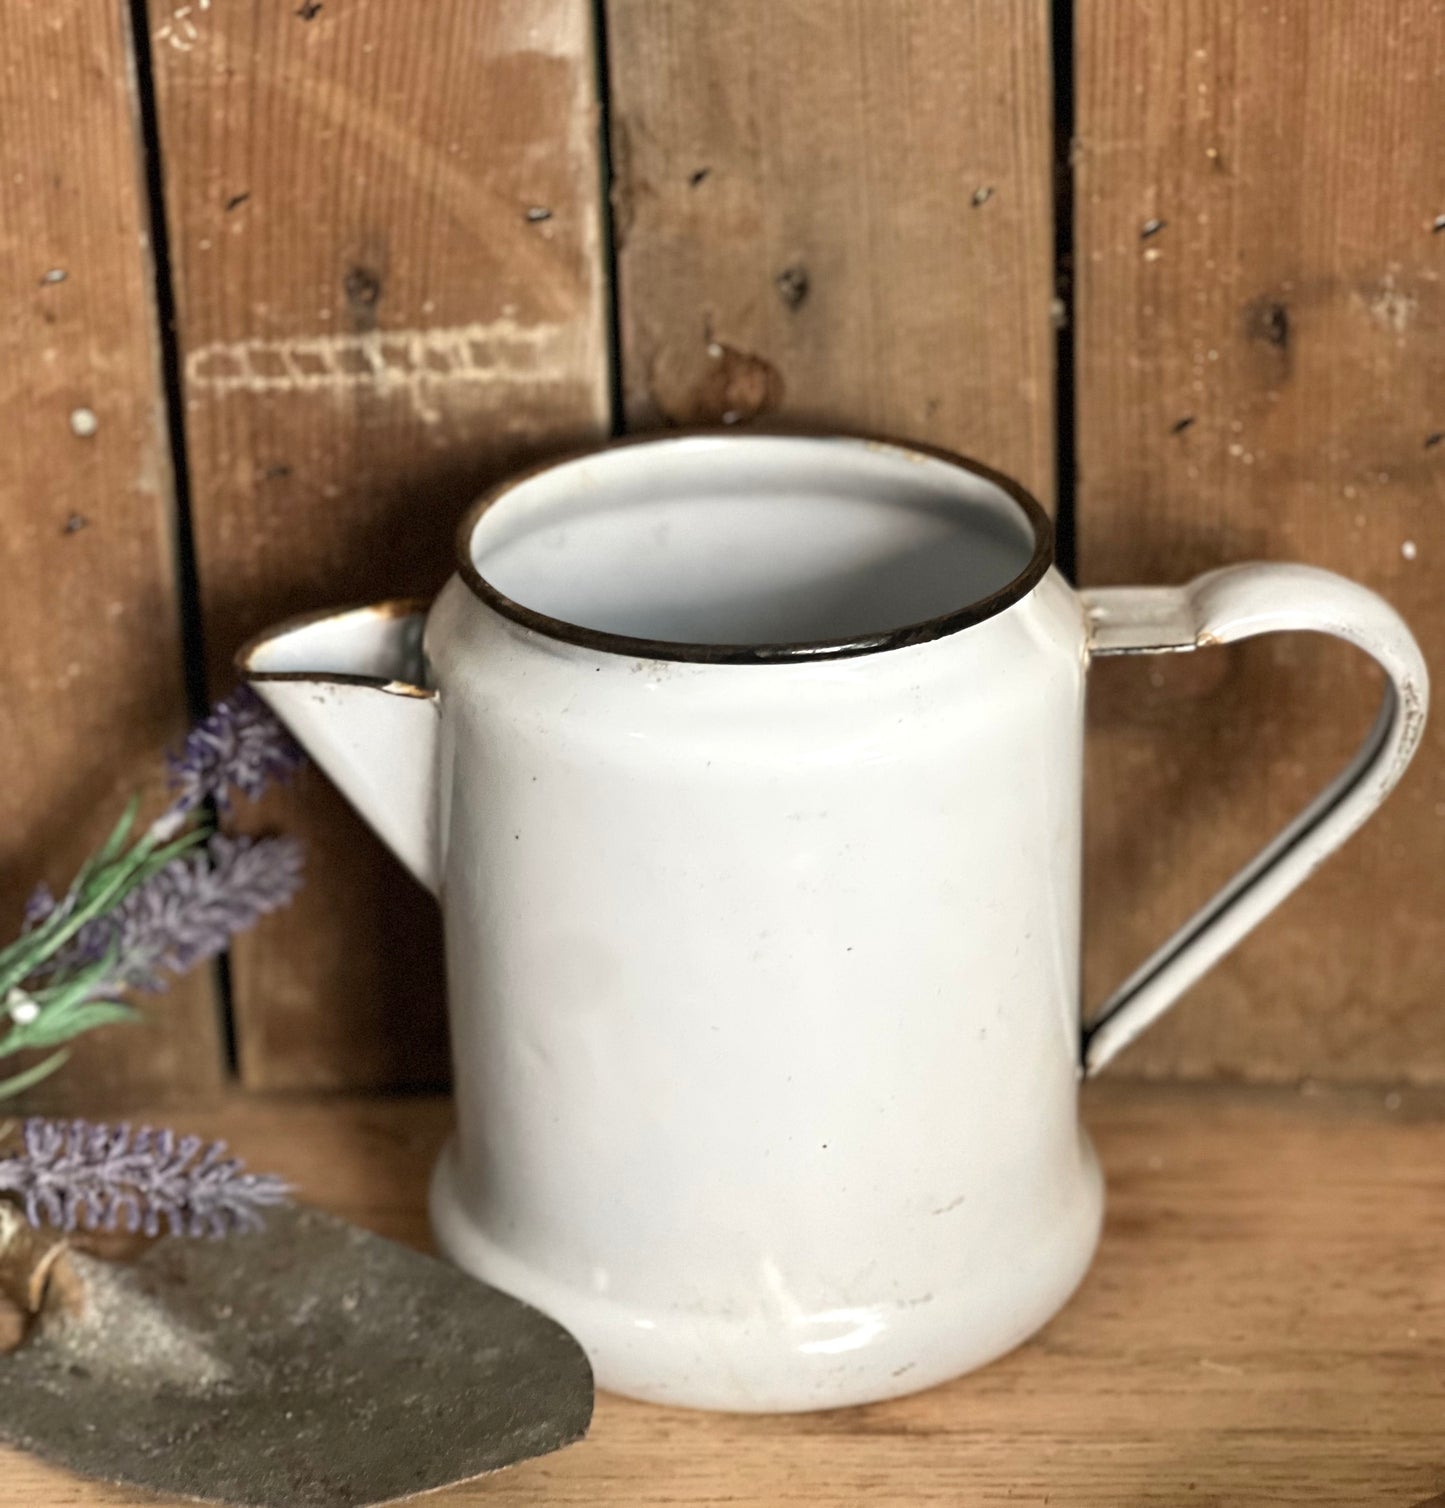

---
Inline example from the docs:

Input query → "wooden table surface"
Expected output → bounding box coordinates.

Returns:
[4,1082,1444,1507]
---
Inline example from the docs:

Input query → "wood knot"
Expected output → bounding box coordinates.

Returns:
[648,337,784,427]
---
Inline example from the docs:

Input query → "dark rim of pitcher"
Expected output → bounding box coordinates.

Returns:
[455,428,1055,665]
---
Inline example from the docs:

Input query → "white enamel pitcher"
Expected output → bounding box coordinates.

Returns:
[241,433,1427,1412]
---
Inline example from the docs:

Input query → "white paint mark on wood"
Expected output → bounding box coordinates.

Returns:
[156,4,201,52]
[1360,274,1418,334]
[184,320,571,424]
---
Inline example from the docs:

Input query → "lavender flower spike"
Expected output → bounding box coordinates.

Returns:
[160,686,305,831]
[46,833,304,995]
[0,1119,290,1239]
[21,883,55,932]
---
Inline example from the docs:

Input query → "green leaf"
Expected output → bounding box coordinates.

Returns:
[0,920,51,996]
[65,794,143,900]
[0,826,205,1000]
[0,797,143,983]
[0,786,211,1004]
[94,794,143,869]
[0,951,122,1057]
[0,1049,71,1102]
[0,1000,138,1054]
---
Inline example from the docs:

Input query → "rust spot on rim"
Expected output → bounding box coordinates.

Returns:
[234,597,434,697]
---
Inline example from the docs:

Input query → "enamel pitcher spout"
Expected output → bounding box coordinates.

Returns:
[239,431,1427,1412]
[240,601,441,892]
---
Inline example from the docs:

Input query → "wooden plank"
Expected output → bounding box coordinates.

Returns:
[150,0,611,1088]
[607,0,1056,502]
[3,1082,1445,1505]
[1076,0,1445,1081]
[0,0,224,1109]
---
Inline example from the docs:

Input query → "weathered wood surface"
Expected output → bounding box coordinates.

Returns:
[1076,0,1445,1080]
[3,1082,1444,1505]
[0,0,224,1109]
[150,0,611,1089]
[607,0,1056,503]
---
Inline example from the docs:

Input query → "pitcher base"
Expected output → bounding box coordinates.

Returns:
[429,1138,1104,1413]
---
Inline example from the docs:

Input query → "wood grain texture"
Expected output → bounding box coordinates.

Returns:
[3,1082,1445,1505]
[607,0,1056,502]
[0,0,224,1109]
[150,0,610,1089]
[1076,0,1445,1080]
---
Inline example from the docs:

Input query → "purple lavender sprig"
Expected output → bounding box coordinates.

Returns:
[0,1118,290,1238]
[39,834,303,994]
[0,689,307,1098]
[156,686,306,839]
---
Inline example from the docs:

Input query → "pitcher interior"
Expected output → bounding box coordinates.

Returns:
[465,434,1045,649]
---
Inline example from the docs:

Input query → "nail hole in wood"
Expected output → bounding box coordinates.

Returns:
[343,264,382,309]
[775,266,810,310]
[1244,297,1290,351]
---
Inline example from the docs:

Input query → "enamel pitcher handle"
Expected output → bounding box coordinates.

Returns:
[1079,563,1428,1076]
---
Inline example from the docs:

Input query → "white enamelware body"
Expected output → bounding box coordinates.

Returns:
[423,437,1100,1411]
[244,433,1426,1413]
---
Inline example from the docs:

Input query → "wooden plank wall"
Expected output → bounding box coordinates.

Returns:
[1076,0,1445,1080]
[149,0,610,1089]
[607,0,1056,503]
[0,0,224,1109]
